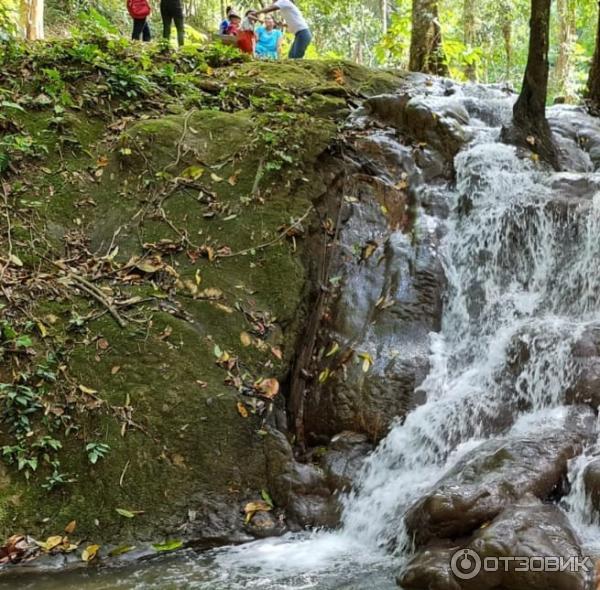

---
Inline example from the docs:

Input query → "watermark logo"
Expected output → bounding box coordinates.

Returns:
[450,549,594,579]
[450,549,481,580]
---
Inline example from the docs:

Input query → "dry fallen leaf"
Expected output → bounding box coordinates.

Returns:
[240,331,252,347]
[256,378,279,399]
[64,520,77,535]
[244,500,272,523]
[237,401,249,418]
[81,544,100,562]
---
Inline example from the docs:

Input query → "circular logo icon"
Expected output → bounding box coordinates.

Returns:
[450,549,482,580]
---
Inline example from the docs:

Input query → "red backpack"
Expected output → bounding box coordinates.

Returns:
[127,0,151,19]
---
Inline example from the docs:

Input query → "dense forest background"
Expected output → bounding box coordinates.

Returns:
[1,1,599,103]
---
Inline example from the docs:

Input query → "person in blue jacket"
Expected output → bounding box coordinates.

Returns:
[256,15,283,59]
[257,0,311,59]
[219,6,234,35]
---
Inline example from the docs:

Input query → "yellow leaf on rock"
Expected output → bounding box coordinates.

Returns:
[237,402,249,418]
[9,254,23,267]
[244,500,272,522]
[41,536,64,552]
[358,352,373,373]
[318,368,330,383]
[257,378,279,399]
[180,165,204,180]
[79,385,97,395]
[82,544,100,562]
[325,342,339,357]
[244,500,272,514]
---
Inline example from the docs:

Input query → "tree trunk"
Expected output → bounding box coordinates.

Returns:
[409,0,449,76]
[502,0,559,169]
[498,0,513,81]
[20,0,44,40]
[588,1,600,114]
[552,0,577,102]
[462,0,477,81]
[382,0,388,35]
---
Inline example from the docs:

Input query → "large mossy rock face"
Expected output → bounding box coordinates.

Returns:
[3,108,328,547]
[0,40,404,549]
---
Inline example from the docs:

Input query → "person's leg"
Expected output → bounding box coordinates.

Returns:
[161,6,172,41]
[132,19,145,40]
[142,20,151,42]
[293,29,312,59]
[174,14,185,47]
[288,33,299,58]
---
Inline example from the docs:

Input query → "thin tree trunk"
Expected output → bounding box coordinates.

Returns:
[462,0,477,80]
[502,0,559,169]
[409,0,449,76]
[588,1,600,113]
[382,0,388,35]
[552,0,577,102]
[20,0,44,40]
[498,0,513,81]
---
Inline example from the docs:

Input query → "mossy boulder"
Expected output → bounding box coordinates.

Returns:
[0,39,404,553]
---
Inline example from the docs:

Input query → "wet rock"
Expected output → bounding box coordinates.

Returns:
[286,494,341,529]
[398,546,461,590]
[320,431,374,492]
[366,93,471,158]
[583,458,600,513]
[549,105,600,172]
[182,495,254,546]
[400,498,590,590]
[265,429,340,530]
[244,511,286,539]
[304,132,446,441]
[567,324,600,410]
[404,407,595,546]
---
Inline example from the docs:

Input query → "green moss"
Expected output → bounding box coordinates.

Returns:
[0,48,397,545]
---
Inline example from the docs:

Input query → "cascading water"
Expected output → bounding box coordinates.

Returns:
[8,80,600,590]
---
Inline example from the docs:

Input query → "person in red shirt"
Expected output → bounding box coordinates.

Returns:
[127,0,152,42]
[237,10,258,55]
[225,11,242,35]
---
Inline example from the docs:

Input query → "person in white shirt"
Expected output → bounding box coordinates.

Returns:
[257,0,312,59]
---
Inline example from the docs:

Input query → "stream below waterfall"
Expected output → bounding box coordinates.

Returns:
[5,77,600,589]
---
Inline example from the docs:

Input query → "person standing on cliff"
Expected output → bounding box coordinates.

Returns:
[160,0,185,47]
[127,0,152,42]
[257,0,311,59]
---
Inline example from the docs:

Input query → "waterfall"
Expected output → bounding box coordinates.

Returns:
[340,99,600,556]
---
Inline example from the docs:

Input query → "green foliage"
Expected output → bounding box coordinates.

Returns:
[85,442,111,464]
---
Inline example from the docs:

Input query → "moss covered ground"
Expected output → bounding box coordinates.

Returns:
[0,35,403,556]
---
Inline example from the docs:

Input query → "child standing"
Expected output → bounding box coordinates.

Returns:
[127,0,152,42]
[237,10,258,55]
